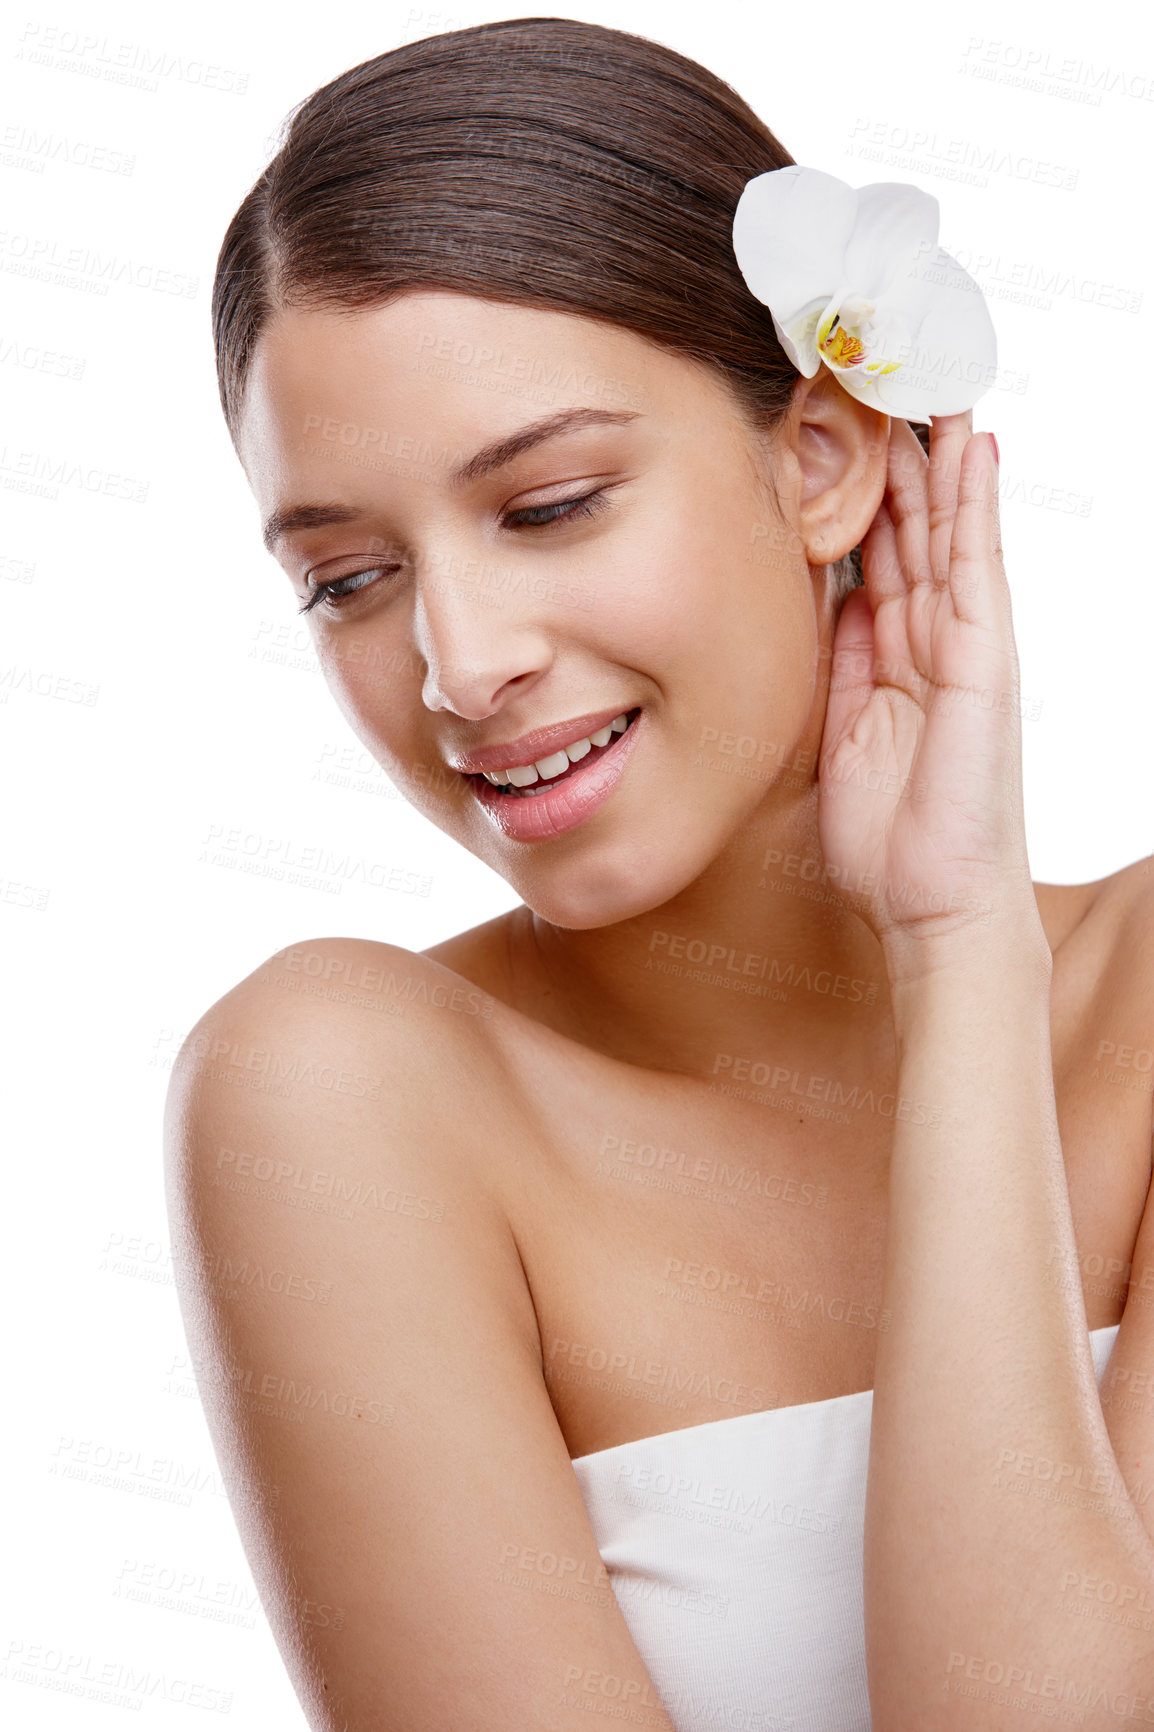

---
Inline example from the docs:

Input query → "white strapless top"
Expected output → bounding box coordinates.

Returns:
[572,1324,1119,1732]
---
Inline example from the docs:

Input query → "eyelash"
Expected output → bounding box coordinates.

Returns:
[297,488,609,614]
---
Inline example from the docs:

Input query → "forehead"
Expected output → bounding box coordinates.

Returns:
[236,290,735,498]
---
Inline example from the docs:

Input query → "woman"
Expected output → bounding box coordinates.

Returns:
[165,18,1154,1729]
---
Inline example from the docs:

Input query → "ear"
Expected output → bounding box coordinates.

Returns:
[785,368,891,565]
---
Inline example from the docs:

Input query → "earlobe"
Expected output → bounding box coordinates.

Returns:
[791,370,889,565]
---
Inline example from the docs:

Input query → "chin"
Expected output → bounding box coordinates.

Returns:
[509,842,711,932]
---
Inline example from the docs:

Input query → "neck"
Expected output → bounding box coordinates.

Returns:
[513,761,897,1088]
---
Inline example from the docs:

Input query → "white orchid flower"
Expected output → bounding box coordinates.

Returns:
[732,165,997,422]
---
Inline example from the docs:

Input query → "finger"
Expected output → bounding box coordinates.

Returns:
[927,409,973,586]
[859,496,920,698]
[884,419,931,593]
[822,586,876,762]
[948,431,1005,626]
[860,494,905,607]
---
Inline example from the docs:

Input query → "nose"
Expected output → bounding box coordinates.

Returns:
[413,552,554,720]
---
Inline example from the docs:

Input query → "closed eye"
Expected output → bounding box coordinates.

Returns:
[298,564,401,614]
[502,488,608,530]
[298,488,609,614]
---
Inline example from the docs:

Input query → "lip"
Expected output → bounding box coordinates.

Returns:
[448,706,633,777]
[469,709,645,842]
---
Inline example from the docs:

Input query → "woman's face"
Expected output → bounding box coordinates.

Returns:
[238,291,837,928]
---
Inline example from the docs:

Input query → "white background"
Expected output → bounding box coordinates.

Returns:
[2,0,1151,1722]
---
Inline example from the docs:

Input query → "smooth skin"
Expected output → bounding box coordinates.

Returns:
[166,291,1154,1729]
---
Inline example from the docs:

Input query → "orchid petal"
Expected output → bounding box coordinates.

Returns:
[772,298,827,377]
[842,182,939,302]
[870,248,998,418]
[733,167,858,326]
[730,163,999,421]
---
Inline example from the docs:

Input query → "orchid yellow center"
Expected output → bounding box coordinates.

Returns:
[816,299,906,378]
[818,311,865,368]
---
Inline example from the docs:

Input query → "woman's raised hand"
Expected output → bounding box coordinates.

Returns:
[817,412,1042,966]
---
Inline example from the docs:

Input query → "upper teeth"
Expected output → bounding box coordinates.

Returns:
[484,713,630,786]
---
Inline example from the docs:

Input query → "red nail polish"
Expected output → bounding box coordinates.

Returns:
[988,431,1000,466]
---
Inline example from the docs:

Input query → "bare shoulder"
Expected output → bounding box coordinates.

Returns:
[161,930,535,1360]
[162,932,533,1343]
[1090,855,1154,1051]
[188,930,508,1040]
[1036,856,1154,968]
[167,934,510,1130]
[1090,852,1154,937]
[1038,858,1154,1121]
[161,936,670,1728]
[161,931,534,1317]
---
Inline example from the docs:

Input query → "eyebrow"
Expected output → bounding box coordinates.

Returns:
[450,406,639,486]
[262,500,362,555]
[261,406,640,553]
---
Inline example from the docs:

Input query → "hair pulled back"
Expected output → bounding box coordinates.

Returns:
[212,17,923,598]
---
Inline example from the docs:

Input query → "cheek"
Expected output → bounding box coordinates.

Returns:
[316,650,477,824]
[565,497,724,666]
[576,491,816,721]
[315,641,419,772]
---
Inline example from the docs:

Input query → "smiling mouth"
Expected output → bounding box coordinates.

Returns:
[468,709,641,797]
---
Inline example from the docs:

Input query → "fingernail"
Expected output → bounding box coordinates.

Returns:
[987,431,1000,467]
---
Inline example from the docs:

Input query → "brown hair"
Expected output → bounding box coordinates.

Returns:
[212,17,920,597]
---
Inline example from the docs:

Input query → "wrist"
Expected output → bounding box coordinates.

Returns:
[881,894,1052,997]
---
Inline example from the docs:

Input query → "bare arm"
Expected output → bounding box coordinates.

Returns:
[164,940,676,1732]
[864,906,1154,1729]
[809,403,1154,1726]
